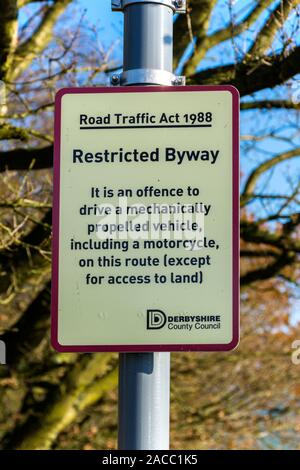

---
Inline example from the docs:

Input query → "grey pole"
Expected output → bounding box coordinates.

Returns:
[111,0,186,450]
[118,352,170,449]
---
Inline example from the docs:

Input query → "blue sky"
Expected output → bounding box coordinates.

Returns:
[78,0,122,46]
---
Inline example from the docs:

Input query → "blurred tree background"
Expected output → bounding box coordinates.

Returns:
[0,0,300,450]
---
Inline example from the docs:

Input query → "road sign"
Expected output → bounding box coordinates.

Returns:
[51,85,239,352]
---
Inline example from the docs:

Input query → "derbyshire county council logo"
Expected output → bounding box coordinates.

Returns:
[147,309,167,330]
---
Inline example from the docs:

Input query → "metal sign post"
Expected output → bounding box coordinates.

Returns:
[111,0,186,450]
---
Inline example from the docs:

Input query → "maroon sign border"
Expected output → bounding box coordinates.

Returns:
[51,85,240,352]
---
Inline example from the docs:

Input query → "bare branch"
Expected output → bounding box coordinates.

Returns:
[0,123,52,143]
[173,0,218,70]
[0,0,18,80]
[0,145,53,172]
[184,0,274,76]
[0,123,28,141]
[18,0,49,8]
[240,217,300,252]
[241,251,297,286]
[10,355,117,450]
[241,148,300,201]
[10,0,72,80]
[248,0,299,58]
[240,249,279,258]
[190,46,300,96]
[208,0,275,48]
[241,99,300,110]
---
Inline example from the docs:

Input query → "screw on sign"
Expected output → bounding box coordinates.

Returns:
[111,74,120,86]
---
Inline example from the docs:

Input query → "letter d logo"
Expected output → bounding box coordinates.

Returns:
[147,310,166,330]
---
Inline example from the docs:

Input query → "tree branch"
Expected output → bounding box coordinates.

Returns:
[0,0,18,80]
[240,249,279,258]
[0,123,29,141]
[240,218,300,252]
[18,0,50,8]
[0,145,53,172]
[7,354,117,450]
[0,210,52,303]
[241,99,300,110]
[189,46,300,96]
[248,0,299,58]
[183,0,274,76]
[173,0,218,70]
[0,281,51,365]
[241,147,300,202]
[10,0,72,80]
[241,251,296,286]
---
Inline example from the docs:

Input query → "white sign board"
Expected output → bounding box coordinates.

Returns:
[51,86,239,352]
